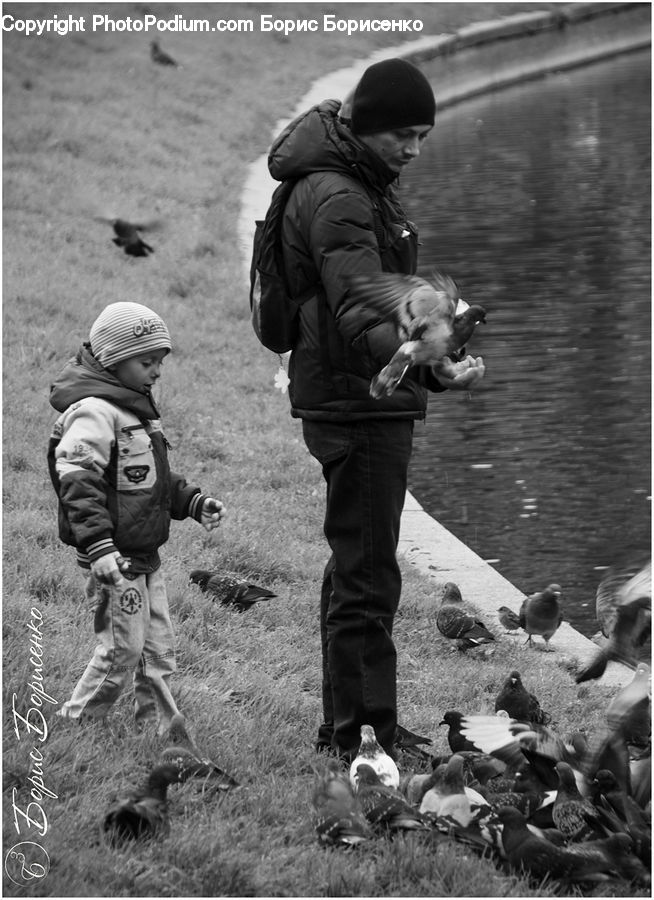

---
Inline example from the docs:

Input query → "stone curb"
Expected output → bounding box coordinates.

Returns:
[239,3,650,689]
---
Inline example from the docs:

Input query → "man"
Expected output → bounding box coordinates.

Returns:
[268,58,485,760]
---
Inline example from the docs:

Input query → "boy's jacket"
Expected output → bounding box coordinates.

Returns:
[48,345,204,571]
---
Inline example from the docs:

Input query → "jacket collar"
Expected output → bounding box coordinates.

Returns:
[49,344,161,419]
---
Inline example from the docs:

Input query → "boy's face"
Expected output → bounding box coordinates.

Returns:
[359,124,432,173]
[110,349,169,393]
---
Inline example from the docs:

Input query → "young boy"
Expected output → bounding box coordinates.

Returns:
[48,301,225,733]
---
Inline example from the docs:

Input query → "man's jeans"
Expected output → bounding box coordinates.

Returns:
[58,568,179,732]
[302,418,414,757]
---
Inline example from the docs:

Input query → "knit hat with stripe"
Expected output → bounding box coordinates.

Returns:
[90,302,172,368]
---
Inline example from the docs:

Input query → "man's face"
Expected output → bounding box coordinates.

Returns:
[359,125,433,173]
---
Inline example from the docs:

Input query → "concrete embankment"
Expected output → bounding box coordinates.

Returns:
[240,2,651,687]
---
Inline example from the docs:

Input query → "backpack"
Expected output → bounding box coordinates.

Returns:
[249,179,301,355]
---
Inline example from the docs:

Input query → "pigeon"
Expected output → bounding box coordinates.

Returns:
[496,806,620,882]
[439,710,479,754]
[394,724,433,759]
[355,764,429,831]
[158,713,239,791]
[552,761,602,841]
[436,582,496,650]
[150,40,179,66]
[189,569,276,612]
[576,589,650,683]
[595,559,651,639]
[94,216,157,257]
[518,583,563,650]
[494,671,550,725]
[581,834,651,887]
[497,606,521,633]
[103,761,194,843]
[341,271,486,398]
[350,724,399,790]
[312,760,372,845]
[418,755,481,826]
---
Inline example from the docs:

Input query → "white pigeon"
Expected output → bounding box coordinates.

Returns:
[349,724,399,791]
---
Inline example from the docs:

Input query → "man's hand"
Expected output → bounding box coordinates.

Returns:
[434,355,485,391]
[200,497,226,532]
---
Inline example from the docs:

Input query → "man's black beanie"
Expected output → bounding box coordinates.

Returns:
[350,58,436,135]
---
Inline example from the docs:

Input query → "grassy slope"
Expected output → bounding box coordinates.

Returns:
[2,3,642,897]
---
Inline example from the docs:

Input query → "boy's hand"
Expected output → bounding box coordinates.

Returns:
[200,497,226,532]
[91,551,129,586]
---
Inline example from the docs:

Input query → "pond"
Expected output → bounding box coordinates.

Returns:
[403,49,651,637]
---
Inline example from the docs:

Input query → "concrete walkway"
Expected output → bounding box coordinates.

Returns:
[240,2,650,689]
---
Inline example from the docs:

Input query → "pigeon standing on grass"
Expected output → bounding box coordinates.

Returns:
[150,40,179,66]
[393,724,433,759]
[419,755,478,826]
[498,606,521,633]
[312,760,372,845]
[189,569,277,612]
[158,713,239,791]
[355,764,429,831]
[103,758,209,843]
[552,761,602,841]
[350,724,399,790]
[494,670,550,725]
[496,806,619,882]
[519,583,563,650]
[341,270,486,398]
[436,582,496,650]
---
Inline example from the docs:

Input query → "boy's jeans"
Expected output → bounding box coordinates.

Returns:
[58,568,179,732]
[302,418,414,759]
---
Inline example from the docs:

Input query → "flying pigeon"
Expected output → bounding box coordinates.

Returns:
[576,563,650,682]
[519,583,563,650]
[94,216,157,257]
[495,670,550,725]
[594,559,651,639]
[341,271,486,398]
[355,764,429,831]
[312,759,372,845]
[150,40,179,66]
[350,724,399,790]
[436,582,496,650]
[189,569,277,612]
[497,606,521,633]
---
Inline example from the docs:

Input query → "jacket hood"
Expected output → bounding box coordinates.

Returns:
[49,344,161,419]
[268,99,397,189]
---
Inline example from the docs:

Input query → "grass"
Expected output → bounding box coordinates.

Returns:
[2,3,647,897]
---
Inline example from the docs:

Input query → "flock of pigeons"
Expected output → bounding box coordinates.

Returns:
[311,663,651,889]
[100,563,650,893]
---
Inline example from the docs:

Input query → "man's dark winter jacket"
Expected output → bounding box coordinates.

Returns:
[268,99,445,421]
[48,345,205,572]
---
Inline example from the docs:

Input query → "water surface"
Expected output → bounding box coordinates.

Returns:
[403,50,651,636]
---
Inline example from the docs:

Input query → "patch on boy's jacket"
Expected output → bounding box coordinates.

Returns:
[124,465,150,484]
[119,587,143,615]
